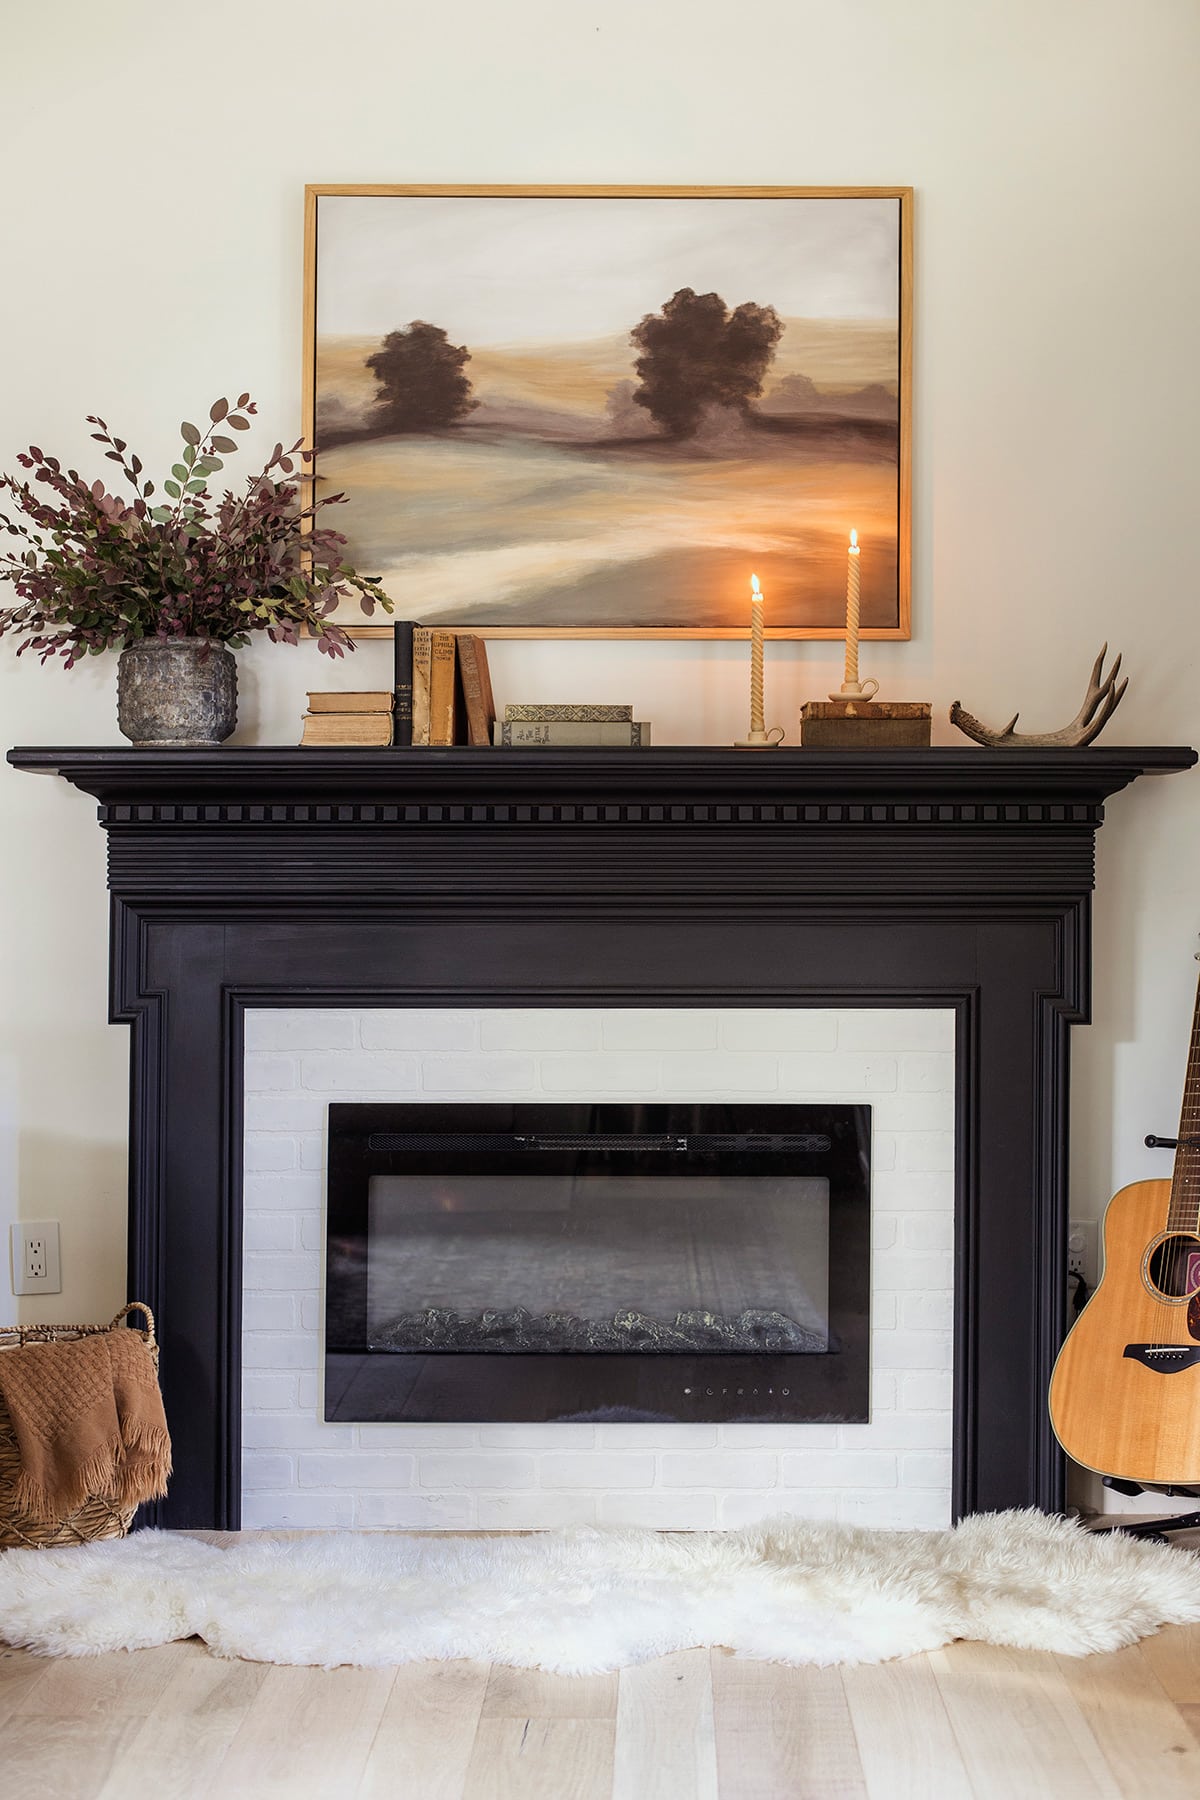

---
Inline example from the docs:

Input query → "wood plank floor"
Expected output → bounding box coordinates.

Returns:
[1,1531,1197,1800]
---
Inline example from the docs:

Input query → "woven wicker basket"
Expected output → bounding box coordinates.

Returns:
[0,1302,158,1550]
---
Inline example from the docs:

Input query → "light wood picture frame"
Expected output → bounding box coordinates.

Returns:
[303,185,912,640]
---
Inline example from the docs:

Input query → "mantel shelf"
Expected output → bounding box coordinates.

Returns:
[8,744,1196,810]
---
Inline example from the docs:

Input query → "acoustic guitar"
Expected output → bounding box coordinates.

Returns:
[1049,959,1200,1483]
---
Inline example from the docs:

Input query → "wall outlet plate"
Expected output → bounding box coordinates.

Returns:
[10,1221,61,1295]
[1067,1219,1098,1286]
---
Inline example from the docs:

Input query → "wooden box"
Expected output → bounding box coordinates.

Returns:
[799,701,932,748]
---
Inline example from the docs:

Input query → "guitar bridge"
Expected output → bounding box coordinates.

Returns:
[1123,1344,1200,1372]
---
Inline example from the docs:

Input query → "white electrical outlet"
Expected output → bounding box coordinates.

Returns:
[1067,1219,1098,1286]
[10,1221,61,1296]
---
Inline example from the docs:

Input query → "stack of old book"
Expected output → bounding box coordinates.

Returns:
[393,623,496,747]
[493,704,651,746]
[300,691,394,746]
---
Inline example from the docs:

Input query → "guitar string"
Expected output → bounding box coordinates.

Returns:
[1156,957,1200,1345]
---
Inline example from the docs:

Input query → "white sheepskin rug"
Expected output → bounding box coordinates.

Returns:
[1,1510,1198,1672]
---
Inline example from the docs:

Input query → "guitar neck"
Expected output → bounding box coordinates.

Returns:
[1167,965,1200,1231]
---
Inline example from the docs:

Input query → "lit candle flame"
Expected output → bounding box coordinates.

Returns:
[849,530,859,552]
[750,573,761,595]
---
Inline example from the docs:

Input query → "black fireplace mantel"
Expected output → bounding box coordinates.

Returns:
[9,744,1196,1529]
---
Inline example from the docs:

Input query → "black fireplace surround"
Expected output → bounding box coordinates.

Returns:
[8,743,1195,1529]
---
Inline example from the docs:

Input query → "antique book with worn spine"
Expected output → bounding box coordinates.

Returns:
[504,703,634,723]
[495,720,651,747]
[457,635,496,746]
[799,701,931,748]
[300,712,393,746]
[411,628,432,745]
[391,621,419,747]
[305,692,393,714]
[428,631,458,745]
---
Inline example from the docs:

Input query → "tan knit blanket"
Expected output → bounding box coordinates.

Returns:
[0,1328,171,1520]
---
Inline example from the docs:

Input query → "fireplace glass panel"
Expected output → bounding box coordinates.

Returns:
[326,1103,870,1423]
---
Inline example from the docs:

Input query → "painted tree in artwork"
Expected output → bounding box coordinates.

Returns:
[367,323,477,432]
[630,289,784,439]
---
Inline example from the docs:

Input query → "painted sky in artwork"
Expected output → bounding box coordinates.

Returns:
[316,195,900,346]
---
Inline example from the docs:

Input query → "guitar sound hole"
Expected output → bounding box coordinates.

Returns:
[1146,1233,1200,1299]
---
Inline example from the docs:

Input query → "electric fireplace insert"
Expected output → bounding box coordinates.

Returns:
[324,1102,870,1423]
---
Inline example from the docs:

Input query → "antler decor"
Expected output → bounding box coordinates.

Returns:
[950,645,1128,748]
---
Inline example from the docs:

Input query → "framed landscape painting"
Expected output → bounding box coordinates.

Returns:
[303,185,911,638]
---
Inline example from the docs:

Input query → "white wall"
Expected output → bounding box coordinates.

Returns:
[2,0,1198,1337]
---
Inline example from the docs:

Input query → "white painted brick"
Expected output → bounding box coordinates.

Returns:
[300,1453,415,1489]
[781,1451,897,1488]
[242,1171,322,1210]
[244,1253,320,1293]
[901,1292,955,1332]
[356,1425,479,1449]
[299,1294,322,1332]
[598,1493,717,1529]
[355,1493,475,1529]
[478,1423,596,1448]
[244,1136,298,1172]
[242,1454,294,1490]
[420,1454,536,1489]
[720,1012,838,1052]
[717,1423,839,1449]
[597,1424,717,1450]
[871,1293,898,1330]
[241,1494,356,1529]
[245,1093,324,1133]
[245,1011,358,1052]
[603,1011,719,1051]
[721,1493,837,1526]
[872,1332,954,1371]
[837,1415,951,1449]
[872,1215,898,1250]
[242,1294,297,1333]
[901,1453,954,1490]
[479,1493,598,1528]
[837,1012,954,1053]
[297,1374,320,1411]
[302,1053,420,1093]
[420,1056,536,1092]
[540,1054,660,1093]
[244,1055,299,1093]
[870,1092,956,1133]
[903,1372,954,1411]
[360,1011,478,1051]
[837,1490,950,1528]
[879,1253,953,1290]
[243,1214,298,1253]
[480,1013,600,1051]
[540,1455,656,1489]
[902,1215,955,1251]
[659,1053,779,1093]
[299,1218,326,1255]
[868,1374,897,1410]
[896,1132,955,1173]
[873,1170,955,1210]
[243,1416,355,1449]
[242,1334,318,1370]
[900,1053,956,1092]
[298,1136,326,1172]
[778,1053,897,1093]
[662,1453,775,1490]
[242,1374,298,1411]
[870,1134,897,1171]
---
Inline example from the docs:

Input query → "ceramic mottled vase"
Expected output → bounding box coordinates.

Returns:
[117,637,238,749]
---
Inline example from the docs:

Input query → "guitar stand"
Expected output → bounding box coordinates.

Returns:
[1095,1477,1200,1544]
